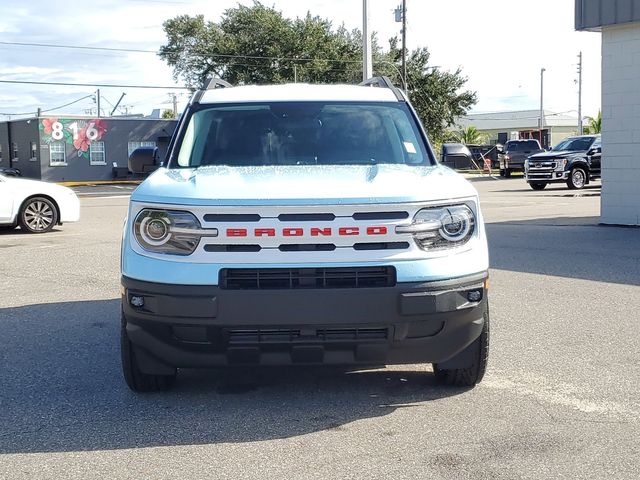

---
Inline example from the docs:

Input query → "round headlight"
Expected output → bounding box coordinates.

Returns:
[439,208,472,241]
[139,215,171,246]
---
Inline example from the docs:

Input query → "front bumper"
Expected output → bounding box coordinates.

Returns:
[525,170,569,183]
[122,272,489,372]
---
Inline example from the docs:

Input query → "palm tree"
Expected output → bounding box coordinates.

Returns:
[583,111,602,134]
[454,126,486,145]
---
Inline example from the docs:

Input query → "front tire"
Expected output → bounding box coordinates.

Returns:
[19,197,58,233]
[567,167,587,190]
[121,315,176,392]
[529,182,547,191]
[433,310,490,387]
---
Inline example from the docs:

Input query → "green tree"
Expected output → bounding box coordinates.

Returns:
[161,109,176,119]
[158,2,476,144]
[453,126,486,144]
[583,111,602,134]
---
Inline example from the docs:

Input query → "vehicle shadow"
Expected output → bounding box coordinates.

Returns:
[0,299,467,454]
[487,216,640,285]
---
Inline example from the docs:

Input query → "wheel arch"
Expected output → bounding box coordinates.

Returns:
[19,194,62,225]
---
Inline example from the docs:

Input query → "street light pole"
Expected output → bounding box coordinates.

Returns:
[578,52,583,135]
[362,0,373,81]
[540,68,546,147]
[402,0,407,92]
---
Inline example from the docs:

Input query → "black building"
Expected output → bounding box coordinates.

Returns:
[0,116,177,182]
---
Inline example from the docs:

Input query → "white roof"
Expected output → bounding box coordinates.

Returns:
[199,83,399,104]
[456,109,579,130]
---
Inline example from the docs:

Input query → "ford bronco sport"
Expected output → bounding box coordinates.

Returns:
[120,77,490,392]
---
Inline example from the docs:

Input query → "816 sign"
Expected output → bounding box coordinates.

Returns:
[50,121,99,141]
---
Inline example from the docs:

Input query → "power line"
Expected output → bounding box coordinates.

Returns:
[0,79,189,90]
[0,94,94,116]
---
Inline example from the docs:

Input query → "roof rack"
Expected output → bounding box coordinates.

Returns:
[192,77,233,104]
[359,76,405,101]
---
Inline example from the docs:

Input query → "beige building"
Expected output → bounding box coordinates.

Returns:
[455,110,580,149]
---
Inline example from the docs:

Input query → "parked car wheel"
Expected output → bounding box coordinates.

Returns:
[567,167,587,190]
[121,316,176,392]
[529,182,547,191]
[18,197,58,233]
[433,310,489,387]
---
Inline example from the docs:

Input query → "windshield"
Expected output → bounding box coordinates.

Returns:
[552,137,595,152]
[174,102,431,167]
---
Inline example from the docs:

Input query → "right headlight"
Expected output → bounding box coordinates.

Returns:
[396,204,476,250]
[133,209,217,255]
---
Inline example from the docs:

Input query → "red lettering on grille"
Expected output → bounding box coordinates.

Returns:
[227,228,247,237]
[310,227,332,236]
[283,228,304,237]
[339,227,359,236]
[367,226,387,235]
[255,228,276,237]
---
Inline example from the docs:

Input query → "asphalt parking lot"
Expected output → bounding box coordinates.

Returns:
[1,176,639,479]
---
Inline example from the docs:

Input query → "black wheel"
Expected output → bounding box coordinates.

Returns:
[529,182,547,191]
[433,310,490,387]
[121,314,176,392]
[503,168,512,178]
[19,197,58,233]
[567,167,587,190]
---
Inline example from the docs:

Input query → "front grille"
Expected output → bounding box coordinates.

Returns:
[219,266,396,290]
[226,327,388,344]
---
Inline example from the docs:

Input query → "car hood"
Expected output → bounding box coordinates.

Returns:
[529,150,584,160]
[131,164,478,206]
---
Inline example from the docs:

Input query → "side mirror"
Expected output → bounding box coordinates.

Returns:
[128,147,158,174]
[589,147,602,155]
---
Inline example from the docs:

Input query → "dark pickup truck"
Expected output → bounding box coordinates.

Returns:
[499,139,544,177]
[524,135,601,190]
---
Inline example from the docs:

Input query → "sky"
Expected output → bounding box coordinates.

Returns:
[0,0,602,120]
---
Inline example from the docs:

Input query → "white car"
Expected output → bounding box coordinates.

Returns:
[0,174,80,233]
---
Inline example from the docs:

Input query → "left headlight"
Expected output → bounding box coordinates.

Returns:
[396,204,476,250]
[133,209,217,255]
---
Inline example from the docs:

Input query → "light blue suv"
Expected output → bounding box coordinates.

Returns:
[120,77,490,392]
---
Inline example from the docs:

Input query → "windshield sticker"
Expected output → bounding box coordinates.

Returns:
[403,141,417,154]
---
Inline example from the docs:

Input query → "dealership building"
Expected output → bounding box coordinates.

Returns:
[0,116,177,182]
[576,0,640,225]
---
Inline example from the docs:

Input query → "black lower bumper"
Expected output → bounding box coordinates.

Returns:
[121,272,488,372]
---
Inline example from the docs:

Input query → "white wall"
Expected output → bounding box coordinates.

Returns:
[601,24,640,225]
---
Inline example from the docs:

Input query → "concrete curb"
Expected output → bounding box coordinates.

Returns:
[58,180,141,187]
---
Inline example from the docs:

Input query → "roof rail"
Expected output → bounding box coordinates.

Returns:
[192,77,233,104]
[359,76,405,101]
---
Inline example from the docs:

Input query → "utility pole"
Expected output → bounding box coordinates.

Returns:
[578,51,583,135]
[402,0,407,92]
[171,93,178,118]
[394,2,408,91]
[96,89,101,118]
[362,0,373,81]
[540,68,546,147]
[110,92,126,116]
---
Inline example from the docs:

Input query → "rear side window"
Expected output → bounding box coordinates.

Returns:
[175,102,432,167]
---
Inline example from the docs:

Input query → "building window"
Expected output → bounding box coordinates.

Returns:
[50,142,66,166]
[30,141,38,162]
[90,141,106,165]
[128,141,156,157]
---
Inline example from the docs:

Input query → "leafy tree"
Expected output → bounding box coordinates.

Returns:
[453,126,486,144]
[161,109,176,119]
[583,111,601,134]
[158,1,476,144]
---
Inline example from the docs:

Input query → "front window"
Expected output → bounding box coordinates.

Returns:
[552,137,595,152]
[50,142,66,166]
[174,102,431,167]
